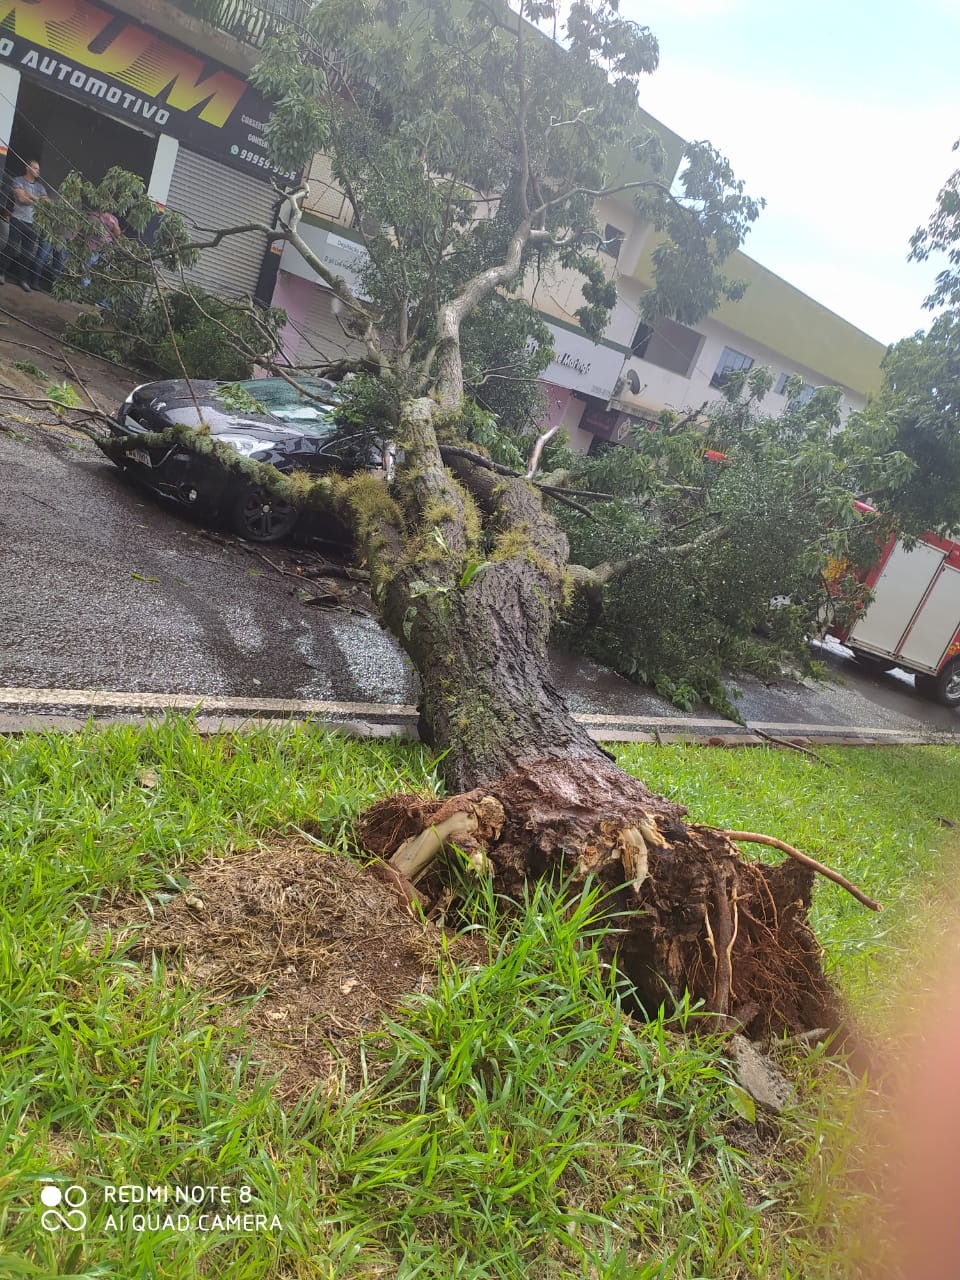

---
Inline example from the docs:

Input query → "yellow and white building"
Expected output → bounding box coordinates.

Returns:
[0,0,886,446]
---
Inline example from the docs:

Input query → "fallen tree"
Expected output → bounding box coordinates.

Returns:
[341,396,875,1037]
[106,0,886,1034]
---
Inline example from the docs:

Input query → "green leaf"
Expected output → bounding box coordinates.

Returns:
[458,560,487,589]
[727,1084,757,1124]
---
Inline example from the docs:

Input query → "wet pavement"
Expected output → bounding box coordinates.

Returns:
[2,415,959,742]
[0,420,418,706]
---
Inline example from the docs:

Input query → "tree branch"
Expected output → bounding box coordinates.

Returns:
[435,215,534,406]
[439,445,612,515]
[515,0,530,219]
[665,519,727,559]
[280,185,386,368]
[533,177,672,218]
[179,184,387,373]
[184,221,281,252]
[525,423,563,479]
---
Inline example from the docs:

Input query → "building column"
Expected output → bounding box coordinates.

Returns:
[147,134,179,207]
[0,65,21,168]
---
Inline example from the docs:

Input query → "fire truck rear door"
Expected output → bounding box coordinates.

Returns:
[847,541,945,657]
[897,566,960,672]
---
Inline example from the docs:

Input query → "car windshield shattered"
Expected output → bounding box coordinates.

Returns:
[236,377,340,432]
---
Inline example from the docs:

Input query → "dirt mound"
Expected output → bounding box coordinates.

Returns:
[96,838,466,1101]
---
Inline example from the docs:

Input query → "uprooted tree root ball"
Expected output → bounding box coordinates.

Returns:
[357,755,879,1040]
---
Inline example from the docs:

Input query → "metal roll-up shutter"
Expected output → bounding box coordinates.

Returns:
[295,286,368,369]
[164,149,277,299]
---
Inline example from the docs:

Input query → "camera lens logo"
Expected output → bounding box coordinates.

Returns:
[39,1184,87,1231]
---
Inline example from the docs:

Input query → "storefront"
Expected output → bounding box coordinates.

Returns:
[274,222,371,367]
[527,321,629,451]
[0,0,292,299]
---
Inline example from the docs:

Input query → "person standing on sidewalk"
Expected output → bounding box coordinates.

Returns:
[2,160,47,290]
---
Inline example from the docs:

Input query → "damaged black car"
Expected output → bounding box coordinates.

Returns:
[109,376,386,542]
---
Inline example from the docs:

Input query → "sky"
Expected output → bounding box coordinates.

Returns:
[616,0,960,345]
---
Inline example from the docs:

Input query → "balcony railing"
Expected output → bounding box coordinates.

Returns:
[177,0,312,48]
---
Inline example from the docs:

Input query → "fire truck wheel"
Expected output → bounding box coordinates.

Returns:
[937,658,960,707]
[916,658,960,707]
[851,649,895,673]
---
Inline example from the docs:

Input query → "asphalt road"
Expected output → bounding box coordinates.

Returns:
[2,416,959,743]
[1,419,416,704]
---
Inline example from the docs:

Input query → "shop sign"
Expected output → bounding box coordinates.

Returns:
[0,0,295,182]
[279,223,370,298]
[528,321,624,400]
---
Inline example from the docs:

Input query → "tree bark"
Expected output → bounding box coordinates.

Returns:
[412,454,601,790]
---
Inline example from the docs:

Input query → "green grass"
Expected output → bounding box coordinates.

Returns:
[0,716,443,910]
[1,721,958,1278]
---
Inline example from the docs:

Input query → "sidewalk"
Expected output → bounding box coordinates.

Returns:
[0,285,133,410]
[0,684,955,749]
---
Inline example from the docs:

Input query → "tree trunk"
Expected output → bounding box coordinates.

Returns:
[395,446,601,791]
[406,555,602,791]
[350,397,856,1040]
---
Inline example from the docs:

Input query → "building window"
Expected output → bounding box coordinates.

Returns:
[631,321,654,358]
[631,318,704,378]
[775,373,816,405]
[711,346,754,389]
[599,224,625,260]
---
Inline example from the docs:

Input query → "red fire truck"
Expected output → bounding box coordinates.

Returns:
[830,516,960,707]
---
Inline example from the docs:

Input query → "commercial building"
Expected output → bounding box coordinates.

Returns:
[273,187,887,452]
[0,0,299,299]
[268,105,886,451]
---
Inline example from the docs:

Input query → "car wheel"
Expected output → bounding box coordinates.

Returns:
[232,486,297,543]
[917,657,960,707]
[851,649,895,673]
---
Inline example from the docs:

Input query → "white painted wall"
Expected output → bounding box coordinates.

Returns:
[621,316,867,421]
[275,146,872,442]
[608,277,867,429]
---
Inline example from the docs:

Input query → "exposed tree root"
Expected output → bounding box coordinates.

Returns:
[716,830,882,912]
[356,756,876,1039]
[391,807,499,881]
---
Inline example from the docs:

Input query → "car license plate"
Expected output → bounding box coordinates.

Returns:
[129,448,153,467]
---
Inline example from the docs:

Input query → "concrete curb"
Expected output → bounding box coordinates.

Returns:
[0,708,954,750]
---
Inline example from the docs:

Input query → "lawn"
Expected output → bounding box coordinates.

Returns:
[1,720,958,1279]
